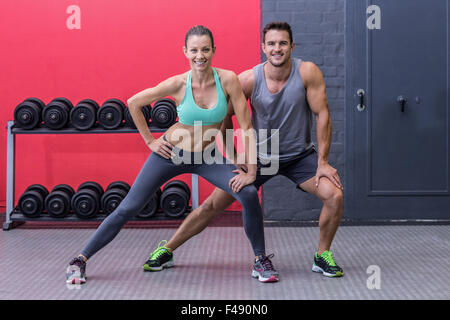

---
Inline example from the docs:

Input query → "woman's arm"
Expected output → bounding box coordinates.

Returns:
[222,70,257,192]
[127,75,181,158]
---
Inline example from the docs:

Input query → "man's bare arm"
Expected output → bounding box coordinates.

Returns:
[301,62,342,189]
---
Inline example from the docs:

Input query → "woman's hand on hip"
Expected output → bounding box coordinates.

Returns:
[148,138,174,159]
[229,169,256,193]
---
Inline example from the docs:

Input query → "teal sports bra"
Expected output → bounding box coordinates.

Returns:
[177,68,228,126]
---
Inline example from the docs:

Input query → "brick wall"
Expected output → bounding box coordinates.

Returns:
[260,0,345,220]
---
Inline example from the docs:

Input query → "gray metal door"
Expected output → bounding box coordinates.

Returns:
[345,0,450,219]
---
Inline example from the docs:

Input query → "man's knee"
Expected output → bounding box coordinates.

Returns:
[199,198,218,215]
[200,189,235,214]
[324,186,343,210]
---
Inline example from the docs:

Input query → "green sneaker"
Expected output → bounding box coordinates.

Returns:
[312,250,344,277]
[143,240,174,272]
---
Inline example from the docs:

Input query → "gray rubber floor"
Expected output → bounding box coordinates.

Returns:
[1,223,449,300]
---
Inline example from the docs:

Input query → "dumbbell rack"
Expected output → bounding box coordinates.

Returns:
[3,120,200,230]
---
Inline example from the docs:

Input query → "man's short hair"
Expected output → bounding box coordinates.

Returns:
[262,22,293,44]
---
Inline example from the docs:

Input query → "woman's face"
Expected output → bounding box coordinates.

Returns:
[184,35,215,71]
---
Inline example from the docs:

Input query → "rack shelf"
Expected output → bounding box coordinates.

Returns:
[10,123,168,134]
[3,120,199,230]
[9,210,190,222]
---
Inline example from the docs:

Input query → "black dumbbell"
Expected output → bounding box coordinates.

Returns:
[43,98,73,130]
[137,188,162,219]
[151,98,177,128]
[71,181,104,219]
[14,97,45,129]
[160,180,190,218]
[70,99,100,130]
[98,98,125,129]
[45,184,75,218]
[18,184,49,218]
[101,181,131,215]
[124,105,151,128]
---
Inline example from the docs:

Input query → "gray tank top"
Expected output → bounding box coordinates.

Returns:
[250,58,314,162]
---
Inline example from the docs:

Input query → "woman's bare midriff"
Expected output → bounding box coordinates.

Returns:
[164,122,223,152]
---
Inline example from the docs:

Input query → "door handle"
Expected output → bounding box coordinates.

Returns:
[357,89,365,112]
[397,95,407,112]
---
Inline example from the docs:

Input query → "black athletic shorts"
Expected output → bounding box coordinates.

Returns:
[253,147,318,192]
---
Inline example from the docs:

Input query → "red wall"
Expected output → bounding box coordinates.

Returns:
[0,0,260,212]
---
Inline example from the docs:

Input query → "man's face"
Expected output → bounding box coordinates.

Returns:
[262,29,294,67]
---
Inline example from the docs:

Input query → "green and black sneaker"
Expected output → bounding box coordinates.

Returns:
[312,250,344,277]
[143,240,174,272]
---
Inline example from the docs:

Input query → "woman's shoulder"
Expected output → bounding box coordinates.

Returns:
[214,67,236,77]
[214,68,239,86]
[160,71,189,88]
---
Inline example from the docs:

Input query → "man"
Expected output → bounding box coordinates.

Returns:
[144,22,344,279]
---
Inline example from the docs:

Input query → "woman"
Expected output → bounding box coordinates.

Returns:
[66,26,278,284]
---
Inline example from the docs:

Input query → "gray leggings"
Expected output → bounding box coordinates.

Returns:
[80,141,265,259]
